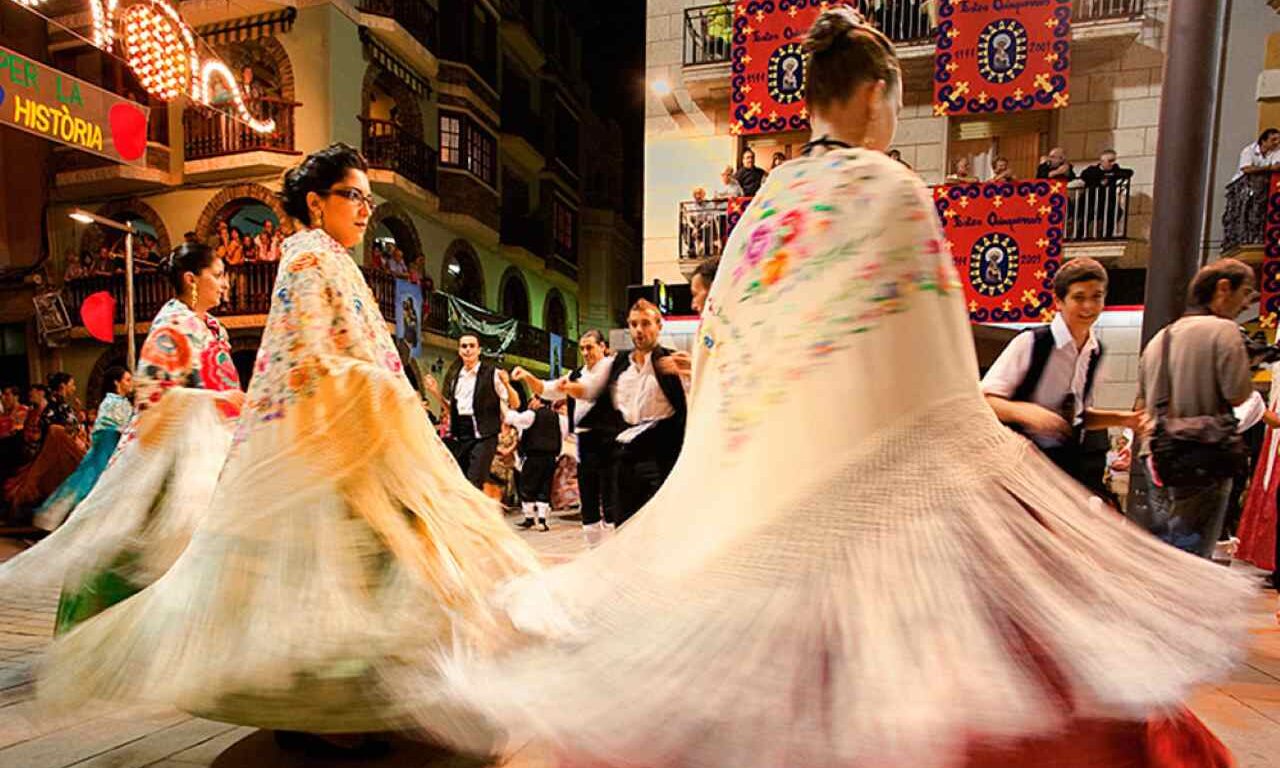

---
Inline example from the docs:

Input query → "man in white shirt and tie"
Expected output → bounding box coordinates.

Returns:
[514,329,618,546]
[427,334,518,489]
[552,301,688,526]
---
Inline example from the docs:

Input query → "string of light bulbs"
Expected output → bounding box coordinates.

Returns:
[8,0,275,134]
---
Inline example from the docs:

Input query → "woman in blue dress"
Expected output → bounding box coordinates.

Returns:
[33,366,134,532]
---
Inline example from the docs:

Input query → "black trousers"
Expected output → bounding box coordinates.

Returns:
[577,430,618,527]
[519,453,557,504]
[453,434,499,490]
[614,425,681,527]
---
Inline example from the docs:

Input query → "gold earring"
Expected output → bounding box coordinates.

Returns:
[190,282,199,307]
[313,208,324,228]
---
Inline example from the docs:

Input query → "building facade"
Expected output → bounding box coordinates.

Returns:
[0,0,637,398]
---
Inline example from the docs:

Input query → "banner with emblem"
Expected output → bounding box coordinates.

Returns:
[1261,173,1280,337]
[934,0,1071,116]
[934,180,1067,323]
[730,0,827,136]
[725,196,753,236]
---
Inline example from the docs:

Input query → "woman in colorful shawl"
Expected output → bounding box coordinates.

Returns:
[0,242,243,633]
[419,11,1247,768]
[33,145,538,747]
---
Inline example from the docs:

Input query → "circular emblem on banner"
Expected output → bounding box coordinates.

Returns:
[969,233,1020,297]
[977,20,1028,84]
[767,43,806,104]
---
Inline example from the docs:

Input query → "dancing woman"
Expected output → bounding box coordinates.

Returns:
[33,365,134,532]
[424,10,1249,768]
[0,244,243,633]
[37,144,539,738]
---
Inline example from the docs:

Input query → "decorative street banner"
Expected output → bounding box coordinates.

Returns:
[934,180,1067,323]
[1260,173,1280,336]
[549,333,564,379]
[934,0,1071,116]
[395,279,422,357]
[725,196,753,237]
[0,44,150,166]
[730,0,826,136]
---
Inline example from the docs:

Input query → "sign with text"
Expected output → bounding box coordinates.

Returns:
[730,0,827,136]
[0,44,150,166]
[934,0,1071,116]
[934,180,1066,323]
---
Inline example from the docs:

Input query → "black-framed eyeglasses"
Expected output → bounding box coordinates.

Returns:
[320,188,376,209]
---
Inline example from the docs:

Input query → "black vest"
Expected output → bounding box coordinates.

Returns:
[1009,325,1103,445]
[520,407,561,457]
[565,367,583,430]
[578,347,688,442]
[448,360,501,439]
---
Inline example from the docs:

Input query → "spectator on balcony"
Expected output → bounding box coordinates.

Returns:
[735,149,768,197]
[386,245,410,278]
[1036,147,1075,181]
[255,220,281,263]
[240,66,263,104]
[214,221,234,263]
[240,231,258,262]
[90,246,115,276]
[369,242,386,271]
[222,227,245,266]
[1232,127,1280,182]
[771,151,788,170]
[989,156,1015,182]
[1080,149,1134,239]
[712,166,743,199]
[684,187,721,261]
[946,157,978,183]
[64,251,92,282]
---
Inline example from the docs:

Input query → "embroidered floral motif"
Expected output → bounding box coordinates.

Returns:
[704,151,961,453]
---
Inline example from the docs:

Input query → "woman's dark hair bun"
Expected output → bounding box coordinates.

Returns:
[164,242,217,293]
[803,6,866,56]
[279,143,369,226]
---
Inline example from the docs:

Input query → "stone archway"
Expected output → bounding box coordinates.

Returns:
[365,203,424,270]
[214,36,297,103]
[78,198,171,259]
[442,239,485,307]
[499,267,530,323]
[195,183,288,242]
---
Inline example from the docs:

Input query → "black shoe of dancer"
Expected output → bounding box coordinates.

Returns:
[517,518,536,529]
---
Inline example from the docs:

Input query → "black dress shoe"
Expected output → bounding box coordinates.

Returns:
[538,522,550,532]
[517,518,536,529]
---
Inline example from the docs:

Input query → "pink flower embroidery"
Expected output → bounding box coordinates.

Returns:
[744,223,775,268]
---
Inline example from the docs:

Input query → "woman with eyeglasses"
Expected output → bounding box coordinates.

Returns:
[419,9,1245,768]
[32,143,539,755]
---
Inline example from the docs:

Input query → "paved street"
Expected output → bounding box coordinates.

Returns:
[1,515,1278,767]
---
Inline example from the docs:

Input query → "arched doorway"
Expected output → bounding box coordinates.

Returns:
[366,204,423,278]
[78,199,170,272]
[499,268,530,323]
[544,289,568,338]
[442,240,485,307]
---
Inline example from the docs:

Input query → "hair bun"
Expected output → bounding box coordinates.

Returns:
[803,6,867,56]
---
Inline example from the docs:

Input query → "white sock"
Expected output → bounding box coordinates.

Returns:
[583,521,605,548]
[521,502,535,521]
[535,502,550,522]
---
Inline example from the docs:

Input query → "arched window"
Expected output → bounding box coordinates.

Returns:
[544,290,568,337]
[208,198,284,264]
[369,216,421,278]
[500,269,530,323]
[443,241,485,307]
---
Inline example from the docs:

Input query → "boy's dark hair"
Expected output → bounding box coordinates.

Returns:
[1053,257,1108,300]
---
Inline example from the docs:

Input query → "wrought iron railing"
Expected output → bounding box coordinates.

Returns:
[360,117,439,193]
[854,0,934,45]
[684,4,733,66]
[359,0,439,52]
[1072,0,1146,23]
[1221,172,1272,254]
[679,199,729,262]
[184,98,297,160]
[1064,176,1132,241]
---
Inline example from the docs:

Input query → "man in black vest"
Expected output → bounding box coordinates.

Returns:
[505,396,564,531]
[559,300,688,526]
[981,258,1145,494]
[514,329,618,546]
[431,334,518,489]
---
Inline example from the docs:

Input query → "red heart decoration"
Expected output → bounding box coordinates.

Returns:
[109,103,148,161]
[81,291,116,343]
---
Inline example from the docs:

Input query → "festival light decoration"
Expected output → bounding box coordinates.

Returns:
[9,0,274,134]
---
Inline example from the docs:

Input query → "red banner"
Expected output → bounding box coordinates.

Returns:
[1262,173,1280,336]
[934,180,1067,323]
[730,1,828,136]
[726,196,753,236]
[934,0,1071,116]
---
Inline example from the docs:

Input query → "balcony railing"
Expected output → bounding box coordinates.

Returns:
[184,98,298,160]
[853,0,934,46]
[64,263,397,326]
[360,117,439,193]
[1222,172,1271,254]
[679,198,730,262]
[1073,0,1146,23]
[359,0,439,52]
[684,4,733,66]
[1064,177,1132,242]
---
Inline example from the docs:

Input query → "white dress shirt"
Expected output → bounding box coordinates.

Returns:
[1234,390,1266,433]
[981,314,1100,447]
[1233,142,1280,181]
[540,355,610,433]
[454,364,509,438]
